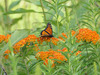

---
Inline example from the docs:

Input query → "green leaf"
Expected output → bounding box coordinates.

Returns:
[29,60,42,72]
[9,0,21,10]
[0,4,4,12]
[58,0,68,5]
[11,15,23,25]
[24,0,41,7]
[0,29,30,55]
[4,8,36,15]
[94,62,97,75]
[35,63,42,75]
[52,68,62,75]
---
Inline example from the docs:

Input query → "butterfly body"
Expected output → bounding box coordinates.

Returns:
[40,23,53,37]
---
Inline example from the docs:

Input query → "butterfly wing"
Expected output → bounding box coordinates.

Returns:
[40,23,53,37]
[44,23,52,35]
[41,30,50,37]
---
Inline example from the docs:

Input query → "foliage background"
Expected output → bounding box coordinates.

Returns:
[0,0,99,35]
[0,0,100,75]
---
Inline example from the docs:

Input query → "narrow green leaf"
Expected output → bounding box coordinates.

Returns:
[29,60,42,72]
[4,8,36,15]
[52,68,62,75]
[11,15,23,25]
[35,63,42,75]
[0,4,4,12]
[58,0,68,5]
[94,62,97,75]
[9,0,21,10]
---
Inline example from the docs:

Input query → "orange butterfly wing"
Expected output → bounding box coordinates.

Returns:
[41,23,53,37]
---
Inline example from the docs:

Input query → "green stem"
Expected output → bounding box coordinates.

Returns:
[40,0,47,23]
[24,59,29,75]
[55,0,59,35]
[71,0,78,27]
[4,0,8,33]
[65,6,70,31]
[69,57,71,74]
[4,0,11,32]
[8,40,17,75]
[94,62,97,75]
[85,42,88,55]
[4,0,7,12]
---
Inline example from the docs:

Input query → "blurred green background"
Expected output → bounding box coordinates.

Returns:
[0,0,100,36]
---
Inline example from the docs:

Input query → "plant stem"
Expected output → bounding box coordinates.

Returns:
[69,57,71,74]
[65,6,70,31]
[40,0,47,23]
[4,0,7,12]
[4,0,10,32]
[71,0,78,28]
[8,40,17,75]
[4,0,8,33]
[85,43,88,55]
[24,59,29,75]
[55,0,59,36]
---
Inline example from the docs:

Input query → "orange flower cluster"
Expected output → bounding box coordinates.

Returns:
[75,28,100,44]
[4,34,11,42]
[3,50,11,59]
[33,44,40,51]
[35,49,67,67]
[4,35,37,58]
[76,51,81,56]
[13,34,37,53]
[71,30,76,36]
[57,47,68,52]
[0,34,11,43]
[13,39,26,54]
[58,33,67,41]
[25,35,37,44]
[37,37,59,45]
[58,48,81,57]
[62,33,67,38]
[0,35,6,43]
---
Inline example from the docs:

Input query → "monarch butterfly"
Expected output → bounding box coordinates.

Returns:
[40,23,53,37]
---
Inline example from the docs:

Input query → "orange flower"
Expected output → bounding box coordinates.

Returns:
[4,34,11,42]
[35,50,67,64]
[76,28,100,44]
[25,35,37,43]
[37,37,44,44]
[13,39,26,54]
[58,33,67,42]
[57,47,68,52]
[58,36,65,41]
[62,47,68,52]
[43,59,55,68]
[13,34,37,53]
[62,33,67,38]
[0,35,6,43]
[53,52,67,63]
[33,44,40,51]
[35,51,49,60]
[3,50,11,59]
[37,37,59,45]
[51,37,59,45]
[37,37,51,44]
[76,51,81,56]
[71,30,76,36]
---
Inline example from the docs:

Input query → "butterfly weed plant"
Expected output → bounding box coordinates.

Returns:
[0,0,100,75]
